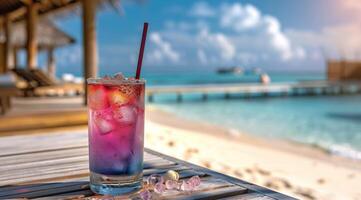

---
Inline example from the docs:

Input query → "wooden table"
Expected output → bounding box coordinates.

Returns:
[0,131,295,199]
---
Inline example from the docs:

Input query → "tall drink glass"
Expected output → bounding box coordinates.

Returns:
[87,77,145,195]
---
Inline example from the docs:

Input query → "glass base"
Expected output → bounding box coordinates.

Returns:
[90,171,142,196]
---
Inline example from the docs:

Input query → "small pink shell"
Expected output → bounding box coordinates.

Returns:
[180,180,194,191]
[165,180,179,190]
[154,182,166,194]
[187,176,201,187]
[139,189,152,200]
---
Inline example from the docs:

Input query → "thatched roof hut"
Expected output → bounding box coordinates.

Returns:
[0,18,75,78]
[0,0,122,104]
[0,19,75,50]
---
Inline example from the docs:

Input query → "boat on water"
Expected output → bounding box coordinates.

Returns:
[216,66,244,75]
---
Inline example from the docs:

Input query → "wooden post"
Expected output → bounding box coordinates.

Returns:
[0,47,4,74]
[4,15,12,71]
[47,47,56,79]
[13,47,18,68]
[0,18,4,74]
[202,93,208,101]
[176,93,182,102]
[82,0,98,105]
[281,91,288,97]
[148,94,154,102]
[26,0,38,69]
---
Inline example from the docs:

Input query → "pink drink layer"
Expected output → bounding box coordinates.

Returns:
[88,79,145,175]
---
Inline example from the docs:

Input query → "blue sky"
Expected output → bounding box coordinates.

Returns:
[35,0,361,76]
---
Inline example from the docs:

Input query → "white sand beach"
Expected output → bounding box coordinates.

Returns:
[145,106,361,200]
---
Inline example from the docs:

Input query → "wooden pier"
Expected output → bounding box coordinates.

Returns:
[146,81,361,102]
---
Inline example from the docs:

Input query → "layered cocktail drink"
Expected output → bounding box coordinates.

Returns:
[87,76,145,195]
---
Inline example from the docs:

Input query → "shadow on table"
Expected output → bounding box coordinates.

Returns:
[0,181,94,199]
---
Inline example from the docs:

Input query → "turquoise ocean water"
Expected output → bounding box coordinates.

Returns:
[143,72,361,160]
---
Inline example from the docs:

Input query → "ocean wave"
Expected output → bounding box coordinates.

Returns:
[328,145,361,160]
[156,94,361,161]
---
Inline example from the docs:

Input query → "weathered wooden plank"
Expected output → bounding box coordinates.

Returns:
[0,162,186,186]
[0,157,89,178]
[0,175,90,193]
[0,181,87,194]
[0,147,161,167]
[0,147,88,166]
[0,142,87,157]
[0,168,206,199]
[46,167,200,184]
[0,158,173,180]
[176,186,246,200]
[0,130,86,145]
[0,131,88,156]
[0,156,174,174]
[0,166,89,185]
[0,156,89,172]
[0,134,158,163]
[144,159,176,169]
[0,143,87,157]
[220,192,275,200]
[32,190,93,200]
[0,181,88,198]
[4,184,88,199]
[0,157,172,175]
[158,178,247,200]
[143,165,189,176]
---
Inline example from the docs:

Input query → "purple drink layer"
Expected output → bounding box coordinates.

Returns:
[88,80,144,175]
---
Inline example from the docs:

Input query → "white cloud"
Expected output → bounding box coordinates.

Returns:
[286,23,361,60]
[148,32,180,63]
[197,28,235,62]
[197,49,207,64]
[189,1,216,17]
[237,53,257,65]
[144,2,316,69]
[221,4,261,30]
[294,47,306,59]
[263,16,293,60]
[220,3,305,61]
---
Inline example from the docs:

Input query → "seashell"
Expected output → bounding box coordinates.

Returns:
[163,170,179,181]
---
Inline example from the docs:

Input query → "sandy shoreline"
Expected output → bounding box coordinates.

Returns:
[145,105,361,200]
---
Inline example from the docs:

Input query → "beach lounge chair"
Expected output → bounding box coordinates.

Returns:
[12,68,82,97]
[12,68,40,96]
[0,73,19,115]
[30,69,57,86]
[12,68,58,96]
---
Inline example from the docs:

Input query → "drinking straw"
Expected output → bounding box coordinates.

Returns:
[135,22,149,79]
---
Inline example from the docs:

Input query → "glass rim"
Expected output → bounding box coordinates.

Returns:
[87,77,146,85]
